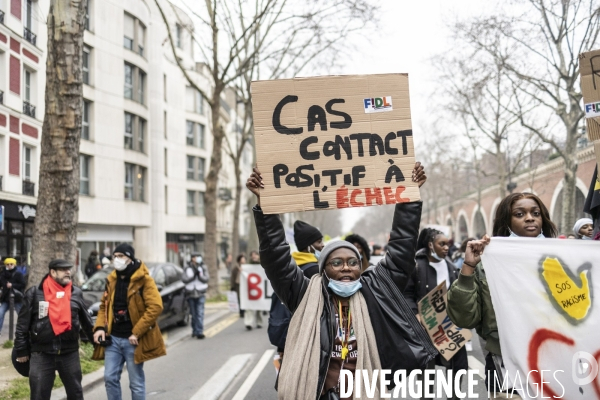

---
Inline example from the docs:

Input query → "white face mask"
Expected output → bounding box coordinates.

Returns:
[113,257,129,271]
[508,228,545,239]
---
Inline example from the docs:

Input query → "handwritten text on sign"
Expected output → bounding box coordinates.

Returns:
[251,74,420,214]
[239,264,274,311]
[418,281,472,361]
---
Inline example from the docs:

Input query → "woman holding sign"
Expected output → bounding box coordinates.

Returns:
[447,193,557,399]
[247,162,438,400]
[405,228,469,399]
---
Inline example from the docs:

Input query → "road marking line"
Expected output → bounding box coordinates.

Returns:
[204,314,239,338]
[231,349,275,400]
[468,355,486,380]
[189,353,252,400]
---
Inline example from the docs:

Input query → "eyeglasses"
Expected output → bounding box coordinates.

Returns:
[326,258,360,269]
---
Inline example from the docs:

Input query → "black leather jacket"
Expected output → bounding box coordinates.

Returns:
[254,201,437,398]
[14,275,94,357]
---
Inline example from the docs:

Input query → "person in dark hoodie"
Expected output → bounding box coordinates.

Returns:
[404,228,468,399]
[14,259,94,400]
[0,257,26,337]
[247,163,437,399]
[268,220,323,367]
[92,244,166,400]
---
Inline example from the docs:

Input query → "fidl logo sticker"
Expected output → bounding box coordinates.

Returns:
[363,96,393,114]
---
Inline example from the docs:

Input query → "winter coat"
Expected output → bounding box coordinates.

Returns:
[447,262,501,355]
[0,268,26,303]
[182,261,209,298]
[14,275,94,357]
[254,201,437,396]
[404,249,460,315]
[93,261,166,364]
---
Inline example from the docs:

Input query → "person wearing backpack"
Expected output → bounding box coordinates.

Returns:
[181,253,209,339]
[92,244,166,400]
[268,220,324,369]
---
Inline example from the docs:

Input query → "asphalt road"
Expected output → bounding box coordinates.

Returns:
[81,313,490,400]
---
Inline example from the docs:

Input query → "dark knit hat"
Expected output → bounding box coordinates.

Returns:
[293,220,323,251]
[318,240,361,272]
[114,243,135,260]
[48,259,73,270]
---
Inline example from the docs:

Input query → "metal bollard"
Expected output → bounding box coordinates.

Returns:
[8,289,14,341]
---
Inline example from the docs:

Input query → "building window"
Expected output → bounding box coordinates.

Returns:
[198,158,205,182]
[124,13,134,50]
[164,148,168,176]
[163,111,167,138]
[176,24,182,48]
[124,163,134,200]
[187,191,205,216]
[185,121,205,148]
[186,156,195,180]
[198,124,205,148]
[23,146,32,181]
[124,112,133,149]
[124,112,145,152]
[186,156,206,182]
[84,0,91,31]
[187,190,196,215]
[25,0,33,31]
[138,69,145,104]
[186,87,203,114]
[124,163,146,201]
[124,13,145,57]
[164,185,168,214]
[195,90,203,114]
[186,121,194,146]
[82,100,90,140]
[83,46,91,85]
[138,118,145,152]
[80,154,90,195]
[124,64,133,99]
[124,63,146,104]
[24,70,31,102]
[163,74,167,102]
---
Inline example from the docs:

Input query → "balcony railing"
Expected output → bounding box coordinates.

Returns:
[0,176,3,191]
[23,101,35,118]
[22,180,35,196]
[0,10,5,25]
[0,90,4,105]
[23,27,36,46]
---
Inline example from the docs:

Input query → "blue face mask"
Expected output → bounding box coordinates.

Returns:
[326,275,362,297]
[429,245,443,261]
[582,235,592,240]
[508,228,545,239]
[310,245,321,260]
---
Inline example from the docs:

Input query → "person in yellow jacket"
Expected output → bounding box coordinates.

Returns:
[92,244,165,400]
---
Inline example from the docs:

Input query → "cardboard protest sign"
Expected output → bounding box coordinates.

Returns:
[251,74,420,214]
[418,281,472,361]
[579,49,600,142]
[226,290,239,313]
[482,238,600,399]
[239,264,274,311]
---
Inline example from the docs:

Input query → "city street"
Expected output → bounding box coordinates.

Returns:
[79,313,490,400]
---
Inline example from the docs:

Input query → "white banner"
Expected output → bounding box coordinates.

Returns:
[239,264,274,311]
[482,238,600,399]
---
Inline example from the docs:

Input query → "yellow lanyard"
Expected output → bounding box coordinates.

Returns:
[338,300,351,360]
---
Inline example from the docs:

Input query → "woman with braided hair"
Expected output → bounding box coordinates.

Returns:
[405,228,468,399]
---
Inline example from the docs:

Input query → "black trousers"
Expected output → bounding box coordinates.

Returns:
[29,351,83,400]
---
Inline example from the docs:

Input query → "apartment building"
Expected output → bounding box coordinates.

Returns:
[0,0,252,269]
[0,0,47,263]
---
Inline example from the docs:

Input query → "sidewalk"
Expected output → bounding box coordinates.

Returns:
[51,301,232,400]
[0,301,233,399]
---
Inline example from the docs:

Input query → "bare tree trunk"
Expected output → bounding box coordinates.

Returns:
[560,147,578,234]
[231,162,242,261]
[29,0,86,288]
[205,87,224,297]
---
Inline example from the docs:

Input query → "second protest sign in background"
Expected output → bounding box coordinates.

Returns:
[251,74,420,214]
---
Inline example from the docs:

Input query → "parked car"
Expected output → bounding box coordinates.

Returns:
[81,262,189,330]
